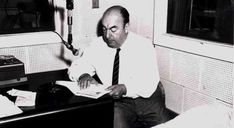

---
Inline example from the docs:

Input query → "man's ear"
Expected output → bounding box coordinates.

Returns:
[124,23,129,33]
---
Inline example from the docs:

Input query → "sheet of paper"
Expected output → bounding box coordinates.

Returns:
[55,80,111,99]
[0,95,23,118]
[7,89,37,107]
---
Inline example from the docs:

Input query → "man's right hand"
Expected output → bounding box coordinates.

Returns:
[78,73,98,89]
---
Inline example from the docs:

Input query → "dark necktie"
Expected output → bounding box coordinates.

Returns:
[112,48,121,85]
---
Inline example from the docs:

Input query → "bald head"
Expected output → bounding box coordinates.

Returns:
[102,5,129,25]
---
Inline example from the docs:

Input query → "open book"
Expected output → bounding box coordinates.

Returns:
[55,80,111,99]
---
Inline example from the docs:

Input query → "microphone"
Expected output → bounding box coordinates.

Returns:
[63,40,79,56]
[63,0,79,56]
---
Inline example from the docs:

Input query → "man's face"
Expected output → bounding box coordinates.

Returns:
[102,10,128,48]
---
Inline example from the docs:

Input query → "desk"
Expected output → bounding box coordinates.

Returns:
[0,70,114,128]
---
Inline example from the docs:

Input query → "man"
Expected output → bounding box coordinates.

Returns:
[68,5,170,128]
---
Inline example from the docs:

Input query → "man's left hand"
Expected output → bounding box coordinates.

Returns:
[107,84,126,99]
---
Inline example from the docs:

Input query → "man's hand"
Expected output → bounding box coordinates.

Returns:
[78,73,98,89]
[107,84,126,99]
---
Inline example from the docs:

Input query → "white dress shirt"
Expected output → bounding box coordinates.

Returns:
[68,32,160,98]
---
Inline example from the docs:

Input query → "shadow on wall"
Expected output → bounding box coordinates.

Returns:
[96,19,103,37]
[54,6,73,66]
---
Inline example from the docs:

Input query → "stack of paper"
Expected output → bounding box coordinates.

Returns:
[55,80,110,99]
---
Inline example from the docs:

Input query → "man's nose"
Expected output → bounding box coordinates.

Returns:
[105,30,111,39]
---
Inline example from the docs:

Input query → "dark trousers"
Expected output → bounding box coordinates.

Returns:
[114,82,170,128]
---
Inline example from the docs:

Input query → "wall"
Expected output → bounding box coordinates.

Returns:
[70,0,154,48]
[154,0,233,113]
[0,43,74,74]
[156,46,233,113]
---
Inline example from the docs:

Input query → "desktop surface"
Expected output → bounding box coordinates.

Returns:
[0,70,114,128]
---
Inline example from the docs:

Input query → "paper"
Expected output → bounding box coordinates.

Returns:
[7,89,37,107]
[55,80,110,99]
[0,95,23,118]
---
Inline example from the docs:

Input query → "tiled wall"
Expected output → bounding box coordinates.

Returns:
[156,46,233,113]
[0,43,76,74]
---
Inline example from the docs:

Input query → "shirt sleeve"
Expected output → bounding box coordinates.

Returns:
[67,47,96,82]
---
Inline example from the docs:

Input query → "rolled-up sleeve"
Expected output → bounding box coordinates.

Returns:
[68,54,96,82]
